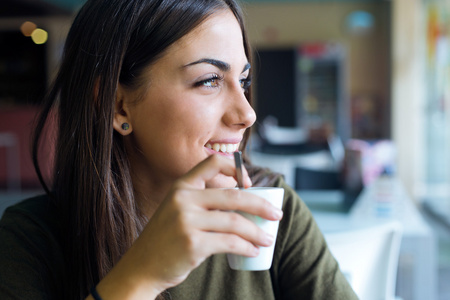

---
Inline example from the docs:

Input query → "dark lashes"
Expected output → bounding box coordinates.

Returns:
[241,76,252,90]
[193,74,252,89]
[194,74,223,87]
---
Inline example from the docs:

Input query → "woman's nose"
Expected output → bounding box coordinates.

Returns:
[222,86,256,129]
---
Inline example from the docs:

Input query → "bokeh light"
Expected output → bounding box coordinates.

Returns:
[20,21,37,37]
[345,11,375,36]
[31,29,48,45]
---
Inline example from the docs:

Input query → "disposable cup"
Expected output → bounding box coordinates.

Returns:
[226,187,284,271]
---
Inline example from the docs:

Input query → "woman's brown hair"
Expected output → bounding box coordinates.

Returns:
[32,0,278,298]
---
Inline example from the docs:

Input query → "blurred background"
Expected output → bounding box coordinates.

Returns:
[0,0,449,299]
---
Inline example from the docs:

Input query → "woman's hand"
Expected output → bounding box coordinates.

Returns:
[93,154,283,300]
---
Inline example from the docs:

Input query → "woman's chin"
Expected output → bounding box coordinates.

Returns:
[205,173,237,189]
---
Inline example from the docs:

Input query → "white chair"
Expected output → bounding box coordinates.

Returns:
[325,221,403,300]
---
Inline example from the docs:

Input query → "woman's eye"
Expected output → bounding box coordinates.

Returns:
[240,76,252,91]
[204,78,220,88]
[195,75,222,88]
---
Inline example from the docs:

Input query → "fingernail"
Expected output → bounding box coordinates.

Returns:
[264,233,275,245]
[273,208,283,219]
[244,177,253,188]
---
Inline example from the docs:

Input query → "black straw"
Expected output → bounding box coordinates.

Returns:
[234,151,244,189]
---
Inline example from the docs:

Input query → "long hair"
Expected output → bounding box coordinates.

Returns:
[32,0,273,298]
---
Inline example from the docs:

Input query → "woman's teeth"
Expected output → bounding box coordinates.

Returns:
[206,143,239,154]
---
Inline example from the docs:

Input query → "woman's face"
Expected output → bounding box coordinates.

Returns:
[118,10,256,190]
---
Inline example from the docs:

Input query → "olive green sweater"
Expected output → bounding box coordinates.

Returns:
[0,177,357,299]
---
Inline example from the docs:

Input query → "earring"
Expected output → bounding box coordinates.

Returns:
[121,123,130,130]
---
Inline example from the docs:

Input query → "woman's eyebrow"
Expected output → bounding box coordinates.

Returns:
[183,58,251,73]
[184,58,230,71]
[242,62,251,73]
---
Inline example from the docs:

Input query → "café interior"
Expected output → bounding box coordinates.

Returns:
[1,0,449,299]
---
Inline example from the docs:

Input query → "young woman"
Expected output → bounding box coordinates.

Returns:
[0,0,357,299]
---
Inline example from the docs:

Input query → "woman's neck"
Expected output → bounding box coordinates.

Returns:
[132,176,171,218]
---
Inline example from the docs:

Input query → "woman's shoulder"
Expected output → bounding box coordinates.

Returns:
[0,194,66,298]
[248,165,300,201]
[247,164,284,187]
[2,193,55,216]
[0,193,60,238]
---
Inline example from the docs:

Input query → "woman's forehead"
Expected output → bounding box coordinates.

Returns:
[158,10,247,69]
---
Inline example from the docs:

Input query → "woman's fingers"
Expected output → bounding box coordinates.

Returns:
[177,154,252,189]
[192,210,275,247]
[201,231,261,257]
[126,154,280,292]
[240,165,252,188]
[167,188,281,256]
[189,188,283,221]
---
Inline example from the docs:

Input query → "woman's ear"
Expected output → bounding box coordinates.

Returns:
[113,85,133,136]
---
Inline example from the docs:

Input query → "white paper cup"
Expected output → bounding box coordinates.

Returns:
[226,187,284,271]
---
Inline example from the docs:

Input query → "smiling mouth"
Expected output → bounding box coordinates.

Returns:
[205,143,239,154]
